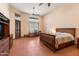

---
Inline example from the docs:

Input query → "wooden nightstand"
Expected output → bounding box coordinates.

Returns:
[77,38,79,48]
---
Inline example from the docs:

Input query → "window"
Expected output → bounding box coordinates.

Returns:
[29,15,39,33]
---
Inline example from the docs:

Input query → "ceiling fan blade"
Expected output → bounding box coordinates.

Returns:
[39,3,43,6]
[39,3,51,7]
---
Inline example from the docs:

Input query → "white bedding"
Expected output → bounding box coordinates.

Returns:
[55,32,74,48]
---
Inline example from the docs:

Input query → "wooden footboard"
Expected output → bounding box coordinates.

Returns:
[40,33,56,52]
[40,33,75,52]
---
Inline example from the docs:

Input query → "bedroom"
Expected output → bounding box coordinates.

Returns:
[0,3,79,56]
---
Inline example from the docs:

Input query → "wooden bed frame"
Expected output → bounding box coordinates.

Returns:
[40,28,76,52]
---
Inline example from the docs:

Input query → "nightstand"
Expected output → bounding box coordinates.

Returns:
[77,38,79,48]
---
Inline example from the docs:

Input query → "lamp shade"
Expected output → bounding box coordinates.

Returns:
[52,27,56,33]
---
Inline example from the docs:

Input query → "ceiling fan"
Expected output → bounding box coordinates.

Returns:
[39,3,51,7]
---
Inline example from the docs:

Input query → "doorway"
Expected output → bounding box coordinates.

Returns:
[15,20,21,39]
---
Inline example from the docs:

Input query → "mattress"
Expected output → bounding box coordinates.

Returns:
[55,32,74,48]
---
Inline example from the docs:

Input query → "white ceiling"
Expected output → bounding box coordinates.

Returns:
[10,3,60,16]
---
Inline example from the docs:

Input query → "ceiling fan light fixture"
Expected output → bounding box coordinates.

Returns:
[39,3,51,7]
[32,6,40,16]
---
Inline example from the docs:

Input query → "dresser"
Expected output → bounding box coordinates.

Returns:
[77,38,79,48]
[0,37,9,56]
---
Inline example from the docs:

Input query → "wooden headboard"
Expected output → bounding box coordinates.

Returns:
[56,28,76,37]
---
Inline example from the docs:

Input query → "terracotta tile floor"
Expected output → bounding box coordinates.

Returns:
[9,37,79,56]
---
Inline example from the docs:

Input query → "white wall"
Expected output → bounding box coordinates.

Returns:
[0,3,46,39]
[0,3,9,18]
[0,4,30,39]
[44,4,79,38]
[21,13,29,37]
[9,5,29,39]
[39,16,44,32]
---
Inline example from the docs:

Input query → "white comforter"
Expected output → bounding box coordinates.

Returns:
[55,32,74,48]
